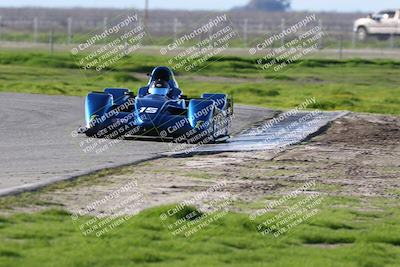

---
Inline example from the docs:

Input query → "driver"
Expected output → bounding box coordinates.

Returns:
[148,79,171,96]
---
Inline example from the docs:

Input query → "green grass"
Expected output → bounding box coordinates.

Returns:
[0,197,400,267]
[0,51,400,114]
[3,29,400,49]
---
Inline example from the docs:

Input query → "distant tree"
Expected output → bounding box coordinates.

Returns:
[234,0,291,12]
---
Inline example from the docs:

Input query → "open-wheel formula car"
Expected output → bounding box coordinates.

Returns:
[81,66,233,143]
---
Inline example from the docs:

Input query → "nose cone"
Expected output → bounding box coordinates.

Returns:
[135,110,153,126]
[135,95,166,122]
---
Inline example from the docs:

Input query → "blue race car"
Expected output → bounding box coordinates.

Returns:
[81,66,233,143]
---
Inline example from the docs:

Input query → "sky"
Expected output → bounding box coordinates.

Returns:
[0,0,399,13]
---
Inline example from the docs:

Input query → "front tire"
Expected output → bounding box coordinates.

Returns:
[356,27,368,42]
[211,111,231,143]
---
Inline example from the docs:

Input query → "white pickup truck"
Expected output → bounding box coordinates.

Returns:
[354,10,400,41]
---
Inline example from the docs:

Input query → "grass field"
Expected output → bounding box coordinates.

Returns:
[3,29,400,50]
[0,51,399,114]
[0,196,400,267]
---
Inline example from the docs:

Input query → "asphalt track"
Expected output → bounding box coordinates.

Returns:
[0,93,277,196]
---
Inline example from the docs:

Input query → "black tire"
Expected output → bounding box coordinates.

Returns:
[211,111,231,143]
[209,108,218,143]
[85,128,98,138]
[356,27,369,42]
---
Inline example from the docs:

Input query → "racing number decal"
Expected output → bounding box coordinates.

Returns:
[140,107,158,114]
